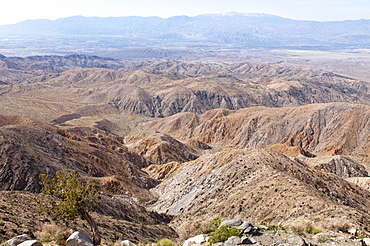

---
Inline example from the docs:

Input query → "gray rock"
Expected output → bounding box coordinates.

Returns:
[235,221,253,233]
[239,236,254,245]
[348,227,357,235]
[183,234,209,246]
[212,243,224,246]
[283,235,306,246]
[363,238,370,245]
[224,236,241,246]
[5,234,32,246]
[220,219,243,228]
[17,240,42,246]
[120,240,136,246]
[66,231,94,246]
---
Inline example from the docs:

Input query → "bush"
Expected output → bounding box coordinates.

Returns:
[155,239,176,246]
[35,223,71,246]
[181,217,223,240]
[327,220,350,233]
[291,222,324,235]
[208,225,242,244]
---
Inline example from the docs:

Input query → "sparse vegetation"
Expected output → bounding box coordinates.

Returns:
[181,217,223,240]
[35,223,70,246]
[154,238,177,246]
[39,170,101,245]
[208,225,242,244]
[291,222,324,235]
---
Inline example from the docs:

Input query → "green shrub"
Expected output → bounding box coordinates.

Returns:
[305,223,324,235]
[208,225,242,244]
[292,222,324,235]
[155,239,176,246]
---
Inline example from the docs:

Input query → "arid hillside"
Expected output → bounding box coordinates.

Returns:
[148,148,370,238]
[0,115,157,202]
[136,102,370,241]
[144,102,370,156]
[1,55,370,245]
[0,60,369,122]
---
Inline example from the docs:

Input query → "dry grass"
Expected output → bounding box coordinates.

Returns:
[290,221,325,236]
[325,219,351,233]
[35,223,71,246]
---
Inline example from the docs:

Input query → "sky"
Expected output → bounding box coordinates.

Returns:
[1,0,370,25]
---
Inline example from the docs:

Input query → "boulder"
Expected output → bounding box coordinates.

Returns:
[17,240,42,246]
[235,221,252,231]
[120,240,136,246]
[66,231,94,246]
[239,236,255,245]
[363,238,370,245]
[348,227,357,236]
[183,234,209,246]
[283,235,307,246]
[5,234,32,246]
[219,220,255,234]
[220,219,243,228]
[223,236,241,246]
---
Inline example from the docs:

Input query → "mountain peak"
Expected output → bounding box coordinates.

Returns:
[199,12,279,18]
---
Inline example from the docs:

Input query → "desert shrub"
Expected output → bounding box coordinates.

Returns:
[267,224,286,234]
[327,220,350,233]
[315,234,331,243]
[198,217,223,234]
[154,239,176,246]
[291,222,324,235]
[208,225,242,244]
[35,223,71,246]
[180,217,223,240]
[260,217,273,226]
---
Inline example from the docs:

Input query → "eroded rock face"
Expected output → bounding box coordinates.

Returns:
[7,61,370,118]
[346,177,370,191]
[146,102,370,157]
[148,148,370,238]
[128,133,198,165]
[308,156,368,178]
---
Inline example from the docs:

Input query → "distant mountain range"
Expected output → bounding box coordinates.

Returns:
[1,13,370,48]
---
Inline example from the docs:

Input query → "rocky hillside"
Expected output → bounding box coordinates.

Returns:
[145,102,370,156]
[0,115,157,202]
[2,61,369,120]
[148,148,370,238]
[0,191,176,244]
[1,56,370,245]
[0,53,125,85]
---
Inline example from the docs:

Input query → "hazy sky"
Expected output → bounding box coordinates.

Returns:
[1,0,370,25]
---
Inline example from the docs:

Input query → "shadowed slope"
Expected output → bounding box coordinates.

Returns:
[0,115,156,202]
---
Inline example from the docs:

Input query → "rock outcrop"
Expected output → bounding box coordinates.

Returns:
[127,133,198,165]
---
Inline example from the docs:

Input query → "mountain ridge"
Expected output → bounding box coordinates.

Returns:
[1,13,370,48]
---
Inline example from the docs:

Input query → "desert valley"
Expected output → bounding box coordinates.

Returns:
[0,13,370,246]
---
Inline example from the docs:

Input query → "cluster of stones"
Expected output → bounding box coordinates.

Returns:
[2,231,136,246]
[3,221,370,246]
[182,219,370,246]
